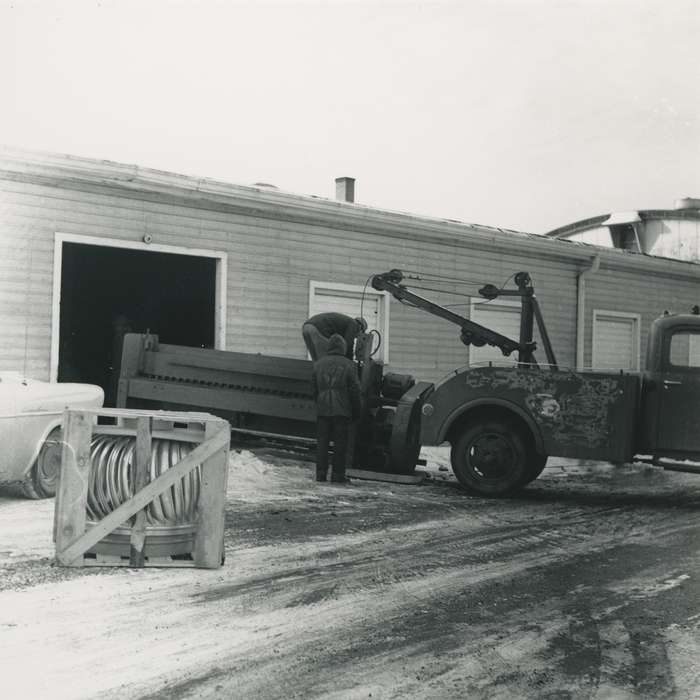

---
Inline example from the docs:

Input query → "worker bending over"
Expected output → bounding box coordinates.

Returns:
[311,333,362,483]
[302,312,366,361]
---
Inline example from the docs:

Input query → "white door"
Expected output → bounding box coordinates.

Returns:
[592,311,640,371]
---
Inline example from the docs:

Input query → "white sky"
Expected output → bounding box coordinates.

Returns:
[1,0,698,232]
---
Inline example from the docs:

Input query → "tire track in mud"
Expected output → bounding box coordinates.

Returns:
[202,497,696,611]
[266,534,699,700]
[145,531,700,700]
[156,492,700,699]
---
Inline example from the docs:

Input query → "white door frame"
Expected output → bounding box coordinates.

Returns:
[51,233,228,382]
[308,280,390,361]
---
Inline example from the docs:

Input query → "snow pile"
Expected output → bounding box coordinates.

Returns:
[226,449,314,502]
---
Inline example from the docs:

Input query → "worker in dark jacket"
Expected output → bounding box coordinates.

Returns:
[302,312,366,361]
[311,333,362,483]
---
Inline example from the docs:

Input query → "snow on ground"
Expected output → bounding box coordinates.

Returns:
[2,448,700,699]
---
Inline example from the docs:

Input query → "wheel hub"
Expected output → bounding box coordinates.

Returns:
[468,433,514,479]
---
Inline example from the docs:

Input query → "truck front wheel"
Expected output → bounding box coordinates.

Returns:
[451,420,527,496]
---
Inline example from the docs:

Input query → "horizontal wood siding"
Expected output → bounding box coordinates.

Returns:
[0,198,54,376]
[0,174,696,386]
[584,267,700,370]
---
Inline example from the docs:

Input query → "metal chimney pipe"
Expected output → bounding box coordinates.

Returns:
[335,177,355,203]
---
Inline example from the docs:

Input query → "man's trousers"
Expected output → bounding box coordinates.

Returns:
[316,415,350,481]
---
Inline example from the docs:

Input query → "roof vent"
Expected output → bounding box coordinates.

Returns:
[675,197,700,210]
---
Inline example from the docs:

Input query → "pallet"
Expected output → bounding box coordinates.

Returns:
[54,407,230,569]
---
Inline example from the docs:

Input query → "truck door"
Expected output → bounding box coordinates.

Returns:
[654,326,700,454]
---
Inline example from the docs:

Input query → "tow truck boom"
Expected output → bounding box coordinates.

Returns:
[371,269,558,368]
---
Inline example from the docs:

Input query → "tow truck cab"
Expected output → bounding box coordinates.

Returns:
[638,313,700,459]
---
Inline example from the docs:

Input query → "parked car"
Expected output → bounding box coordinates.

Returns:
[0,372,104,498]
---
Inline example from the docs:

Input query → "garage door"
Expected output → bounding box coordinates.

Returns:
[592,311,640,371]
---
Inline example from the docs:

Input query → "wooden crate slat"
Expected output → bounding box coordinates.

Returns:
[54,410,95,567]
[129,416,152,567]
[193,421,230,568]
[92,425,205,443]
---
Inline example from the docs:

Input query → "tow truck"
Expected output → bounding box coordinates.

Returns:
[117,270,700,496]
[372,269,700,495]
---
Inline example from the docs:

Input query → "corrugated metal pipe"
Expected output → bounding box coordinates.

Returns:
[576,254,601,370]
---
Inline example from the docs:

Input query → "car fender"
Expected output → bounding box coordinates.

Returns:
[0,412,63,483]
[0,377,103,493]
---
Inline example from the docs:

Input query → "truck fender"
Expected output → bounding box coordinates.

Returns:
[436,398,545,453]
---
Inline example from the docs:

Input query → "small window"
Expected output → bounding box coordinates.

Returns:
[309,281,389,361]
[669,331,700,369]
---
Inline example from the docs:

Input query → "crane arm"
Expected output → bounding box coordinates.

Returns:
[371,269,529,358]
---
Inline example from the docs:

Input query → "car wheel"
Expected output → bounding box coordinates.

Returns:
[450,420,528,496]
[21,428,63,499]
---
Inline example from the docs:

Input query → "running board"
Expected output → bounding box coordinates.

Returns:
[659,462,700,475]
[637,456,700,475]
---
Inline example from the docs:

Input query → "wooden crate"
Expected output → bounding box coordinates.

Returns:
[54,408,230,569]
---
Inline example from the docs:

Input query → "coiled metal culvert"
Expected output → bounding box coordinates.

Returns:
[86,435,200,526]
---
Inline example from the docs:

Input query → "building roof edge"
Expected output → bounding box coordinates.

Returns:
[3,146,700,282]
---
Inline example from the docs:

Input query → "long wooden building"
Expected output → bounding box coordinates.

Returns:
[2,147,700,404]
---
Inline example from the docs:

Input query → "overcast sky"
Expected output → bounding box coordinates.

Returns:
[1,0,698,232]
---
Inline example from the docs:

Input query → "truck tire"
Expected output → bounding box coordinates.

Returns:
[450,420,527,496]
[523,453,548,485]
[21,428,63,499]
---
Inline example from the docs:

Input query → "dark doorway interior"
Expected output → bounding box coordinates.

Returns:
[58,243,216,405]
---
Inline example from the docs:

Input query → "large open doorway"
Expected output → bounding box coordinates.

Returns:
[55,238,224,406]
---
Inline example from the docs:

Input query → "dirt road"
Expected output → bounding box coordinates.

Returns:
[1,449,700,699]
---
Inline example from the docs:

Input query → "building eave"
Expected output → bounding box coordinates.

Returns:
[3,146,700,283]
